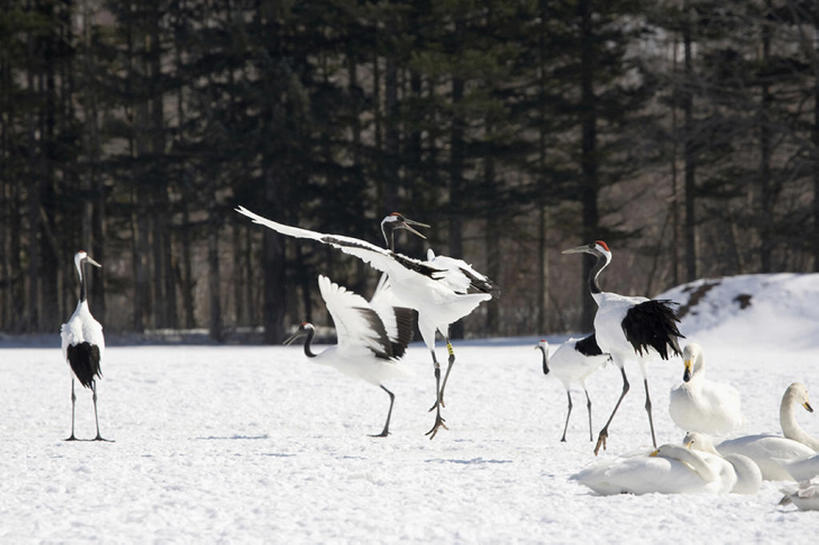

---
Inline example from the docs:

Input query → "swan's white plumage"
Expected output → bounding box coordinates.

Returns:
[716,383,817,480]
[718,435,814,481]
[669,343,742,435]
[572,443,732,495]
[684,432,761,495]
[784,454,819,482]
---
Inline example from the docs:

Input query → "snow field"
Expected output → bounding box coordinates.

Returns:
[0,334,816,543]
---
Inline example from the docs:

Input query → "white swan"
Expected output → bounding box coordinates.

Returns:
[783,454,819,482]
[780,478,819,511]
[572,442,731,495]
[669,343,743,435]
[684,432,762,495]
[717,383,816,480]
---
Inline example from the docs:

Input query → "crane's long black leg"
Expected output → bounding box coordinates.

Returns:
[425,351,448,439]
[438,337,456,408]
[369,385,395,438]
[594,367,630,456]
[561,390,573,442]
[584,388,593,443]
[644,378,657,448]
[91,382,113,442]
[65,379,77,441]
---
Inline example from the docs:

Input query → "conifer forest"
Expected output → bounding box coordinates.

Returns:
[1,0,818,342]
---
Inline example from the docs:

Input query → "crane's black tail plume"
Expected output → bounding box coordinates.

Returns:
[621,300,684,360]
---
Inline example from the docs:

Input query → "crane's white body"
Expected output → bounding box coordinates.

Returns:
[236,206,491,350]
[542,338,609,390]
[592,292,651,376]
[311,275,411,385]
[572,443,734,495]
[60,300,105,365]
[669,344,743,436]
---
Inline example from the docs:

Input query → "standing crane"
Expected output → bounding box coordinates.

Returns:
[562,240,683,454]
[284,275,416,437]
[60,251,110,441]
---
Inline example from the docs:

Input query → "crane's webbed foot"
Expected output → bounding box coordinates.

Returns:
[425,414,448,440]
[593,429,608,456]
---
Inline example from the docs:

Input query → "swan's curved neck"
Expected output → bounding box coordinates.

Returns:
[302,328,318,358]
[537,346,549,375]
[781,395,819,450]
[670,447,718,482]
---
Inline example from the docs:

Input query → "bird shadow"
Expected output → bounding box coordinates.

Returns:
[424,457,513,465]
[193,434,270,441]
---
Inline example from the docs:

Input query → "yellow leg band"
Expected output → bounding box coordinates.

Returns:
[447,342,454,356]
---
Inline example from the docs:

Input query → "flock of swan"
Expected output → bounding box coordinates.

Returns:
[549,340,819,510]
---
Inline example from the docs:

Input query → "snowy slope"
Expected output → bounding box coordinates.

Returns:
[1,274,818,543]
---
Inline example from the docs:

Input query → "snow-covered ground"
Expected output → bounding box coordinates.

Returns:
[1,274,817,543]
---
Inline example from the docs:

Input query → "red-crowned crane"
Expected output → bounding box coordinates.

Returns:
[284,275,417,437]
[236,206,495,439]
[536,335,610,442]
[60,250,111,441]
[562,240,683,454]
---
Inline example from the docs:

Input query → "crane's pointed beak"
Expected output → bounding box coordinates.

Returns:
[398,217,429,240]
[561,245,591,255]
[283,332,304,346]
[86,257,102,268]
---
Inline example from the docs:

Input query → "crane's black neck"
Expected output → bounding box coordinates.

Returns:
[537,345,550,375]
[302,327,318,358]
[79,261,87,303]
[381,224,395,251]
[588,253,608,295]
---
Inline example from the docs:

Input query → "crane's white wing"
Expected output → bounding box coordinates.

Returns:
[425,248,495,295]
[237,206,445,281]
[318,275,393,359]
[369,273,416,358]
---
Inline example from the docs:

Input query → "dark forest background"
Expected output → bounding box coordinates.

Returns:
[1,0,818,343]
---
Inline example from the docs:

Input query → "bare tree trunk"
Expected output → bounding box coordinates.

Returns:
[579,0,599,332]
[448,37,465,339]
[384,57,399,211]
[670,36,680,287]
[263,169,286,344]
[181,201,195,328]
[759,1,773,273]
[208,211,223,342]
[484,152,500,335]
[683,1,697,282]
[813,23,819,272]
[233,224,244,326]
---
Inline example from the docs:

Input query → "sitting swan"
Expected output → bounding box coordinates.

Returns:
[717,382,816,481]
[684,432,762,495]
[571,441,732,495]
[669,343,743,435]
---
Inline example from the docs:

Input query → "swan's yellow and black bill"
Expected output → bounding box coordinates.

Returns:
[683,359,692,382]
[804,401,814,413]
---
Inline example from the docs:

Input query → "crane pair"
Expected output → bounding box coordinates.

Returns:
[238,207,496,439]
